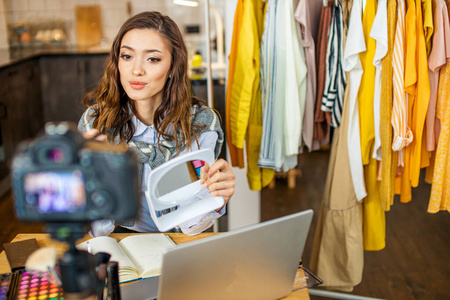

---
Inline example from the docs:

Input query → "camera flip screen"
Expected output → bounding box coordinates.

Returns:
[23,171,87,214]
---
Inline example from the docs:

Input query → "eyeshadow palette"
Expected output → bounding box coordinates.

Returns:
[2,270,64,300]
[16,270,63,300]
[0,273,11,300]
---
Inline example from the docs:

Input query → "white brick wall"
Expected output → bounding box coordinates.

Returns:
[2,0,225,49]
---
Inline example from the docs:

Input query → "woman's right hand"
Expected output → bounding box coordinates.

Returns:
[200,159,236,207]
[82,128,108,142]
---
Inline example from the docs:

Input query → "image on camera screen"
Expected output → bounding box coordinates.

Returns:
[23,171,87,214]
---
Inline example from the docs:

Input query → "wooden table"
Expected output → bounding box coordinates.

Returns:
[0,233,310,300]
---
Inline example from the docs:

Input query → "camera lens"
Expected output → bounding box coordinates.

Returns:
[47,148,65,163]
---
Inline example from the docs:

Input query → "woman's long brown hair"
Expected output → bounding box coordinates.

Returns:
[83,11,205,151]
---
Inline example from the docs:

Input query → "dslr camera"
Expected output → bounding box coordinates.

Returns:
[11,122,139,223]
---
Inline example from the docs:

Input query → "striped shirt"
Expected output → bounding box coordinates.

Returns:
[321,1,346,128]
[259,0,278,169]
[391,0,413,166]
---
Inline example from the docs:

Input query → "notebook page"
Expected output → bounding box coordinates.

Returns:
[119,234,175,278]
[77,236,137,272]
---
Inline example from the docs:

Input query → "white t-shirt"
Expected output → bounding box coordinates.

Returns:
[343,0,367,201]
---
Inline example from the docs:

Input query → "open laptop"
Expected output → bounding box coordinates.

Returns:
[121,209,313,300]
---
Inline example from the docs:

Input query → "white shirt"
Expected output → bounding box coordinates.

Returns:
[273,0,304,172]
[343,0,367,201]
[273,0,288,171]
[284,0,307,157]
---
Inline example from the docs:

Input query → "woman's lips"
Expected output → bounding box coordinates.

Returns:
[129,81,147,90]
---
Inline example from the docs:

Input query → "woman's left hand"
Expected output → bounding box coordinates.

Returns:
[200,159,236,207]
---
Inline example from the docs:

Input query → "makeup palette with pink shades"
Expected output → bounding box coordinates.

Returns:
[1,270,64,300]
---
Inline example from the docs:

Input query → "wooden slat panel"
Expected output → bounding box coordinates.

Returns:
[75,5,102,48]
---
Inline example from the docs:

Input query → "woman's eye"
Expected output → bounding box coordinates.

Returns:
[148,57,161,62]
[120,54,132,60]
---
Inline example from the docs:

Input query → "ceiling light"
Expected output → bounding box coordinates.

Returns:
[173,0,199,7]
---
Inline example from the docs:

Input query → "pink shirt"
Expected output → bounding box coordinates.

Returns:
[426,0,450,151]
[295,0,317,152]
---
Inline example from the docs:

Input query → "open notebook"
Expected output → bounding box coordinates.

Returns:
[77,234,175,283]
[121,209,314,300]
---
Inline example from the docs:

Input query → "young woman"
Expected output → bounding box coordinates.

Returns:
[78,11,235,236]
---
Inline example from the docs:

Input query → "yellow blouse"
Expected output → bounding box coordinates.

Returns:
[228,0,274,190]
[422,0,434,55]
[380,0,398,211]
[409,0,430,188]
[226,0,245,168]
[395,0,416,203]
[360,0,386,251]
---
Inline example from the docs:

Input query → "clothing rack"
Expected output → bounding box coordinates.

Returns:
[202,0,220,233]
[203,0,214,108]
